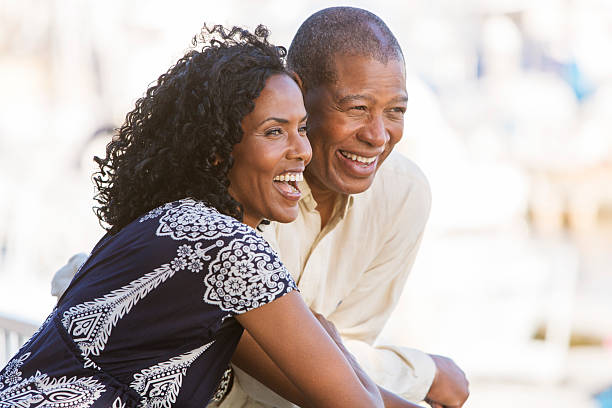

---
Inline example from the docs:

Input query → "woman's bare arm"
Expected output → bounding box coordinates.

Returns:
[312,312,425,408]
[233,330,424,408]
[235,291,383,408]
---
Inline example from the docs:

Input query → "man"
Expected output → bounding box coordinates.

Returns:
[216,6,469,408]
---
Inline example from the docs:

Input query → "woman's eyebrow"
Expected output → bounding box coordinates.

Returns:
[257,117,288,126]
[258,114,308,126]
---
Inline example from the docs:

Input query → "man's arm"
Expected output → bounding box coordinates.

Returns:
[326,204,434,402]
[329,238,469,407]
[326,173,468,406]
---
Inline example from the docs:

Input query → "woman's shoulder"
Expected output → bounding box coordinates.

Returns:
[136,199,295,315]
[137,198,259,244]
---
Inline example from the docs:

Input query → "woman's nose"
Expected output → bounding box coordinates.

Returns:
[287,129,312,165]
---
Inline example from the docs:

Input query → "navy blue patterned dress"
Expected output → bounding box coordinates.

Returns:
[0,199,297,407]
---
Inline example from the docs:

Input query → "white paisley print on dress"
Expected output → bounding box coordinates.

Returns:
[58,201,238,364]
[60,238,218,366]
[60,198,293,380]
[0,370,105,408]
[112,397,127,408]
[61,261,182,365]
[205,234,296,313]
[150,199,252,241]
[0,353,31,391]
[130,342,213,408]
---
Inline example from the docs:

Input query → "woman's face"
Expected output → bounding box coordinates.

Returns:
[229,74,311,228]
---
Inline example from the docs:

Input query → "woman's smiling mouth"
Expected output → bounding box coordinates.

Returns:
[273,171,303,200]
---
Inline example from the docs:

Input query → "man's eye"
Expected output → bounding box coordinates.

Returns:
[390,107,406,114]
[351,105,367,111]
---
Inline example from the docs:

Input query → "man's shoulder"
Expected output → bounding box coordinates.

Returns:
[358,151,431,206]
[346,151,431,238]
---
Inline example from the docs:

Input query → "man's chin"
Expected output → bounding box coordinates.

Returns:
[334,175,376,195]
[305,169,376,196]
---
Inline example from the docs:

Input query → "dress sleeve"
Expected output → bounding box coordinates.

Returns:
[202,229,298,315]
[139,199,298,315]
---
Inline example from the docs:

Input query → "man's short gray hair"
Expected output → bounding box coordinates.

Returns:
[287,6,404,90]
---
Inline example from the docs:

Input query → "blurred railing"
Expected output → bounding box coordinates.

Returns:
[0,313,38,366]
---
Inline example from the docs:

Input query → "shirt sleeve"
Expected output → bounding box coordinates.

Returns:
[202,229,298,315]
[326,173,436,402]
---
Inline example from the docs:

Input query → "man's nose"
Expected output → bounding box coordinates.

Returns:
[359,115,388,148]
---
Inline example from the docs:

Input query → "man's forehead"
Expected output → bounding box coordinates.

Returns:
[330,53,404,79]
[325,54,407,100]
[330,50,404,69]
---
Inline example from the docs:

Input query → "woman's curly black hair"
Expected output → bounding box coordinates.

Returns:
[93,24,289,234]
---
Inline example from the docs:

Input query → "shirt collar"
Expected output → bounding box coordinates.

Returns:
[299,179,354,220]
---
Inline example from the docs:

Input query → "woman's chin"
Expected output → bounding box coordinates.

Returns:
[268,206,299,224]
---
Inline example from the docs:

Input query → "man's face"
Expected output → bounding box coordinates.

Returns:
[303,54,407,195]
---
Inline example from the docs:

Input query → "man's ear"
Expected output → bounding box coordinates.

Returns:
[288,71,305,93]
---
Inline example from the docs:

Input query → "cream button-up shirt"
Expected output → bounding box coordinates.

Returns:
[220,151,436,406]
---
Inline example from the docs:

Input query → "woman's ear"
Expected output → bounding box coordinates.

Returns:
[211,153,223,167]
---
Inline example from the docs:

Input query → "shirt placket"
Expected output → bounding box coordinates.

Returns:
[297,196,347,309]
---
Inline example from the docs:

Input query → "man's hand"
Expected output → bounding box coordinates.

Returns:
[425,355,469,408]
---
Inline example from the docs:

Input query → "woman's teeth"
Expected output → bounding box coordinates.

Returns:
[273,172,303,182]
[273,172,302,195]
[340,150,377,164]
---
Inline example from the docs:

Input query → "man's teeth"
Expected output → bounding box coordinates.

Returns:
[273,172,304,182]
[340,150,377,164]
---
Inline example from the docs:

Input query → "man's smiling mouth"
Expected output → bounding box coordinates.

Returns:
[339,150,377,164]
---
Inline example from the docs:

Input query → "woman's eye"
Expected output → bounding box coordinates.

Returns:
[265,128,283,136]
[298,125,308,134]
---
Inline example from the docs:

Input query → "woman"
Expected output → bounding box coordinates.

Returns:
[0,25,383,407]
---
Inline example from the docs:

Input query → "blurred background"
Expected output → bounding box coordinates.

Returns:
[0,0,611,406]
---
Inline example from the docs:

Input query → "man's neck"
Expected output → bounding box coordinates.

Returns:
[305,174,340,230]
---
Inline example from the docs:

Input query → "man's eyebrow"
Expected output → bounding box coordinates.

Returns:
[337,94,408,105]
[337,94,375,104]
[389,95,409,104]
